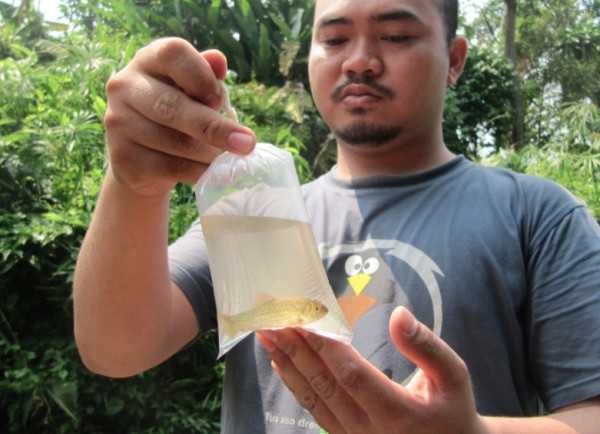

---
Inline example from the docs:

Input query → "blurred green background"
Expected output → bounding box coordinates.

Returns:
[1,0,598,432]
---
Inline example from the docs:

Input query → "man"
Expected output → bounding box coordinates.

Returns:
[73,0,600,433]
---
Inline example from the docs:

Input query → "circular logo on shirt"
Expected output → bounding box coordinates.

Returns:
[319,238,445,385]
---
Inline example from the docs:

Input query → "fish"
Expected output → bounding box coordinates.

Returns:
[220,297,329,337]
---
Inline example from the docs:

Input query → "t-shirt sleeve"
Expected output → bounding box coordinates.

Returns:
[526,197,600,411]
[168,219,217,333]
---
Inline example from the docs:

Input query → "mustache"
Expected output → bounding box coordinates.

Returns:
[331,76,396,102]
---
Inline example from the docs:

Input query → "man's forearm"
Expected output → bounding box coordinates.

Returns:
[481,399,600,434]
[481,416,577,434]
[73,168,173,377]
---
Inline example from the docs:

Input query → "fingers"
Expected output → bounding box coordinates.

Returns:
[104,102,223,164]
[201,49,228,81]
[389,307,470,392]
[102,37,254,197]
[260,329,410,424]
[257,333,346,434]
[301,329,411,415]
[106,73,255,154]
[260,330,366,433]
[133,38,225,106]
[106,130,208,193]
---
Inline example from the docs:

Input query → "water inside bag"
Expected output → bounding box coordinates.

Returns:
[196,85,351,356]
[201,214,351,357]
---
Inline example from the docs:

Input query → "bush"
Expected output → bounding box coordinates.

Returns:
[481,100,600,219]
[2,3,595,433]
[444,45,515,156]
[0,13,312,434]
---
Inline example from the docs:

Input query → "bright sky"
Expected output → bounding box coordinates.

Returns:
[7,0,63,22]
[38,0,64,22]
[25,0,484,25]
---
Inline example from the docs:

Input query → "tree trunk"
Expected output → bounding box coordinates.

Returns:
[504,0,525,148]
[14,0,31,25]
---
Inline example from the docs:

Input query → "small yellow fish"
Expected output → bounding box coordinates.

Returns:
[220,297,328,337]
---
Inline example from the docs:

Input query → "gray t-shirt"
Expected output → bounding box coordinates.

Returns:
[169,156,600,433]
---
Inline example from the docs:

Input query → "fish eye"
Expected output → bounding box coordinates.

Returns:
[345,255,363,276]
[363,257,380,275]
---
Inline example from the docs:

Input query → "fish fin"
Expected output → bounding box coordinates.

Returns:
[255,292,276,305]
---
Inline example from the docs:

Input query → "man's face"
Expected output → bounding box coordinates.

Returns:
[308,0,452,148]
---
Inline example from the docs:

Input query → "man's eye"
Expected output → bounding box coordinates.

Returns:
[323,37,347,46]
[382,35,412,43]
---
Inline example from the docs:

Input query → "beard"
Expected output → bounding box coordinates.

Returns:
[333,120,403,147]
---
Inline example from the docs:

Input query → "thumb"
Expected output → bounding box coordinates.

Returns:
[389,307,469,392]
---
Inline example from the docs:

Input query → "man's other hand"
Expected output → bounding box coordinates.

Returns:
[257,307,486,434]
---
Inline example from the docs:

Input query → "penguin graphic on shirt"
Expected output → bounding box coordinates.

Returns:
[328,248,412,327]
[326,245,416,380]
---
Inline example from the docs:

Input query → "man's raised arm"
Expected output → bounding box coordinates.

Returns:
[73,38,255,378]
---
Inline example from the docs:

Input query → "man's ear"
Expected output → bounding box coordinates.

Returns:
[447,37,469,87]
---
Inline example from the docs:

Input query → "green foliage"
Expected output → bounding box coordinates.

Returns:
[518,0,600,106]
[482,100,600,218]
[0,1,16,19]
[2,0,598,432]
[444,44,514,155]
[64,0,315,86]
[228,79,329,182]
[466,0,600,138]
[0,6,315,433]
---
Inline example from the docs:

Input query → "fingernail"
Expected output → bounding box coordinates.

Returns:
[227,132,255,153]
[400,308,418,338]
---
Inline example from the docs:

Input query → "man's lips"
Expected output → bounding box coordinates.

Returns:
[340,84,383,100]
[339,84,383,108]
[342,94,381,106]
[331,79,395,105]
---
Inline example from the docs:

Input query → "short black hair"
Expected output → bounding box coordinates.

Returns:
[436,0,459,44]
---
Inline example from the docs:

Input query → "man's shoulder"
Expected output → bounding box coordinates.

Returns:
[299,161,582,211]
[472,162,587,246]
[300,172,331,197]
[474,162,582,208]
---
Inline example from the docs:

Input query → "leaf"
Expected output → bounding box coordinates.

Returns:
[232,0,257,42]
[269,12,291,39]
[174,0,182,23]
[208,0,222,28]
[105,397,125,416]
[92,96,106,120]
[257,23,272,79]
[286,98,303,123]
[168,378,198,389]
[279,40,300,77]
[21,396,33,428]
[48,381,78,423]
[238,0,251,17]
[290,8,304,38]
[44,21,68,32]
[215,29,251,80]
[165,17,184,34]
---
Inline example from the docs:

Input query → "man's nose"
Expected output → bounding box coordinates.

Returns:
[341,39,384,78]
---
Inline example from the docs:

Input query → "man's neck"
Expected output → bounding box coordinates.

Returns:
[335,140,456,181]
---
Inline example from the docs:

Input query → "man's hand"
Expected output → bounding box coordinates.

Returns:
[104,37,256,198]
[257,307,486,434]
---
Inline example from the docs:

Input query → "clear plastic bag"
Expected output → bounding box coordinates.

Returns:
[195,142,352,358]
